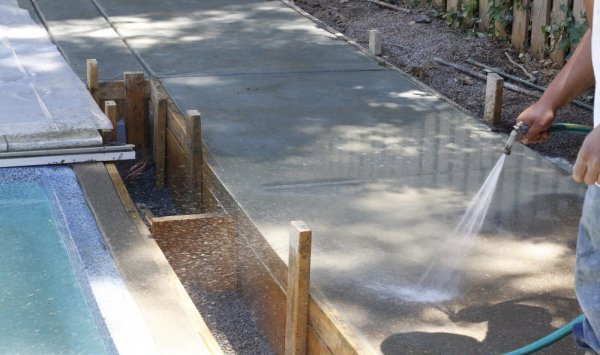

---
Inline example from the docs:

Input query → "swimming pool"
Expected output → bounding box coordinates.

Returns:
[0,166,155,354]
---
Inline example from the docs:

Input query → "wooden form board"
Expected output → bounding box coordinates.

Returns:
[98,78,362,355]
[285,221,312,355]
[125,72,147,150]
[86,59,99,104]
[206,163,363,355]
[151,213,237,292]
[530,0,552,59]
[149,81,167,188]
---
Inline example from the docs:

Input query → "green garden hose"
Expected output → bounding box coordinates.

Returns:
[549,123,594,134]
[503,314,585,355]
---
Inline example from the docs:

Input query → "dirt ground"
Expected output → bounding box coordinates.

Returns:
[293,0,594,164]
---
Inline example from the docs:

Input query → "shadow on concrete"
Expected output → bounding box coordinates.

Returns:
[380,299,584,355]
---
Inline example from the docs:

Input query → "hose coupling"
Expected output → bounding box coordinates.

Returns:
[504,122,529,155]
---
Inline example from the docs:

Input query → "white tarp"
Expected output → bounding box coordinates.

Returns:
[0,3,111,136]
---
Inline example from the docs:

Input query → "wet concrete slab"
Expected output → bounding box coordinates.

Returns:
[18,0,144,80]
[26,0,589,353]
[94,0,382,76]
[164,71,586,354]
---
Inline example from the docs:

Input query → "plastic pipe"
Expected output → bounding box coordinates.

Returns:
[504,314,585,355]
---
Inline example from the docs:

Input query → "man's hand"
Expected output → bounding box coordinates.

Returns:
[573,127,600,185]
[516,101,556,144]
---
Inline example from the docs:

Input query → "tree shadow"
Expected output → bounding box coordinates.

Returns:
[381,299,585,355]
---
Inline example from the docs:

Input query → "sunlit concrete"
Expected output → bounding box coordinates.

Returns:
[24,0,589,353]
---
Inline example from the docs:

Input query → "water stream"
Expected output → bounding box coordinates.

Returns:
[373,154,507,303]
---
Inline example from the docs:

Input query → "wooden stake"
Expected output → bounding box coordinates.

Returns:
[484,73,503,127]
[479,0,491,31]
[186,110,202,211]
[124,72,146,150]
[104,100,117,143]
[368,29,382,56]
[285,221,312,355]
[86,59,99,104]
[153,94,167,188]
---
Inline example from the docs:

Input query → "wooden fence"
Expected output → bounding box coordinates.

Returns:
[435,0,587,64]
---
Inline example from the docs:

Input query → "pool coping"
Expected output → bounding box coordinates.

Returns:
[0,166,156,354]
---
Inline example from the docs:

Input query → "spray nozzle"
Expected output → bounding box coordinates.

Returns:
[503,122,529,155]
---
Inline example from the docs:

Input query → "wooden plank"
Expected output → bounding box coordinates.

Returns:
[167,106,188,150]
[511,0,531,50]
[530,0,552,59]
[105,163,136,213]
[103,100,117,143]
[549,0,573,64]
[484,73,504,126]
[98,80,150,101]
[446,0,460,12]
[285,221,312,355]
[152,92,167,188]
[124,72,147,150]
[166,129,189,208]
[307,326,333,355]
[86,59,99,104]
[151,213,237,292]
[186,110,202,211]
[237,236,287,354]
[308,298,358,355]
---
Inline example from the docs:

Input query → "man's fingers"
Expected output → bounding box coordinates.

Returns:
[584,161,600,185]
[573,159,588,183]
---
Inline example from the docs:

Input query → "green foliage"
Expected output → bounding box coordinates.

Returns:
[543,7,588,54]
[441,0,480,30]
[488,0,513,37]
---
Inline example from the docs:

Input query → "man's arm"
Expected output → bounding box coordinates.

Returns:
[517,0,595,144]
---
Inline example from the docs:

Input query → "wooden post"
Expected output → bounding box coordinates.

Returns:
[103,100,117,143]
[549,0,573,64]
[511,0,531,51]
[530,0,552,59]
[368,30,382,56]
[124,72,146,150]
[484,73,503,127]
[86,59,99,104]
[186,110,202,211]
[153,94,167,188]
[285,221,312,355]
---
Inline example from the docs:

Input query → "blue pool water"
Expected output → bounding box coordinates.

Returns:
[0,181,108,354]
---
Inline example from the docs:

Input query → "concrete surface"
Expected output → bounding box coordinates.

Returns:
[24,0,589,353]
